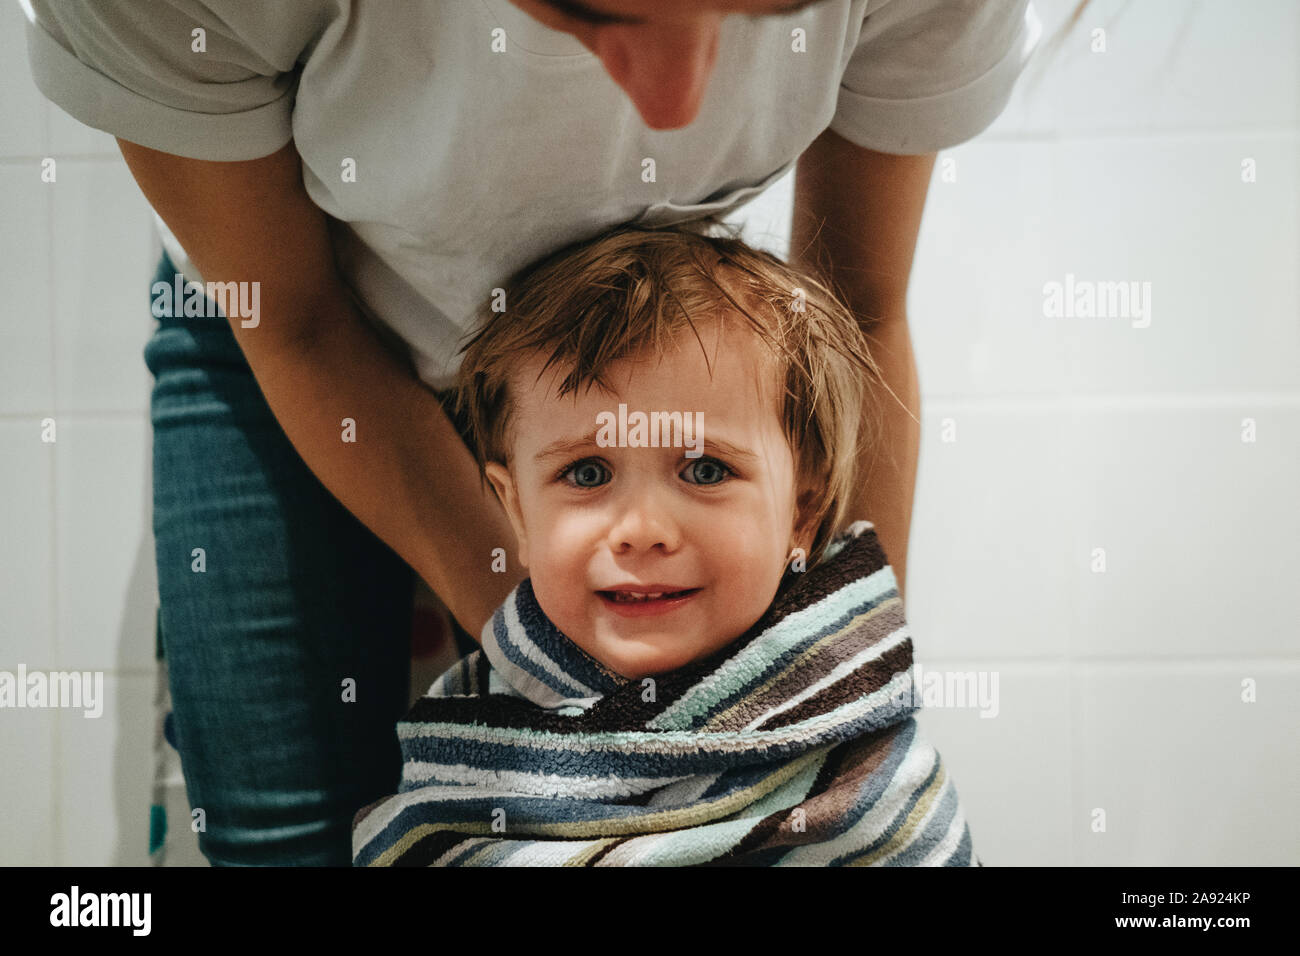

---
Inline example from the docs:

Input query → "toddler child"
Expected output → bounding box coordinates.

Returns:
[352,220,980,866]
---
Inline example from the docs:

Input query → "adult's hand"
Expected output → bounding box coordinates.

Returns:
[119,137,526,638]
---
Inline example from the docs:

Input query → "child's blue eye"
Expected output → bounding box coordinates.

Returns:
[559,458,610,488]
[681,457,732,485]
[557,456,734,488]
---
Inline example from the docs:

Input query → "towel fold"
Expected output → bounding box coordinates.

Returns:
[352,520,979,866]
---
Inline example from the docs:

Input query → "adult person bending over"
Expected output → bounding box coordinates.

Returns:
[23,0,1041,865]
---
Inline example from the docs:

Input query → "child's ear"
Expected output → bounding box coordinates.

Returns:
[791,484,821,557]
[484,461,529,569]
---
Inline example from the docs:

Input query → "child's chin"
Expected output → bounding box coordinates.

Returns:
[584,631,703,680]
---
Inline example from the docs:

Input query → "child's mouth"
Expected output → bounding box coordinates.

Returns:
[596,587,702,616]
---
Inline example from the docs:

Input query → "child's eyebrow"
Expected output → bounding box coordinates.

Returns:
[533,434,761,464]
[535,435,600,464]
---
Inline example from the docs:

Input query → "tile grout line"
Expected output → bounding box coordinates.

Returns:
[1062,289,1079,868]
[976,126,1300,145]
[906,657,1300,666]
[0,153,125,164]
[922,392,1300,408]
[43,97,65,867]
[5,394,1299,423]
[0,411,150,422]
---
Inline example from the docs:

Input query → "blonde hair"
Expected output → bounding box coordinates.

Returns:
[452,219,884,569]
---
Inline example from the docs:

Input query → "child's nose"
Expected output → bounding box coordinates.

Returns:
[607,494,682,554]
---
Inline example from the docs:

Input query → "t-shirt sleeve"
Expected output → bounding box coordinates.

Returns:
[830,0,1042,155]
[21,0,329,161]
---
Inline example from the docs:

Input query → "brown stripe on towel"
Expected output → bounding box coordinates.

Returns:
[713,723,906,860]
[751,639,914,732]
[699,600,909,732]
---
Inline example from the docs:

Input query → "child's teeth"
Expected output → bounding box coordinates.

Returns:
[616,591,668,602]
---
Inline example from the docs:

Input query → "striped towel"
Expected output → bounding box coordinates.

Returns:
[352,520,980,866]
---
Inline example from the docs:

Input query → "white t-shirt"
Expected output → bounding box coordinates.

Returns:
[24,0,1040,389]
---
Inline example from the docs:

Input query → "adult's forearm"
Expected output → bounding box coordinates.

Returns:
[788,129,935,604]
[232,288,525,638]
[850,312,920,602]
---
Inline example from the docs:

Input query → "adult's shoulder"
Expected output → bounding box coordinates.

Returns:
[832,0,1042,154]
[22,0,341,161]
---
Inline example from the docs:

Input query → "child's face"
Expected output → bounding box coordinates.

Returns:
[485,315,815,680]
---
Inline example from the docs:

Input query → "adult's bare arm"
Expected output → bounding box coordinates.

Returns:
[791,128,936,602]
[118,137,524,637]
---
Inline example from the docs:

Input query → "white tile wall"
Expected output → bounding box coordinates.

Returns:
[989,0,1300,137]
[56,673,155,866]
[2,0,161,868]
[51,162,158,412]
[1066,403,1299,659]
[0,699,58,865]
[2,0,1296,867]
[0,422,55,665]
[1046,0,1300,134]
[907,403,1074,660]
[1070,664,1300,866]
[0,165,54,412]
[913,660,1074,867]
[910,142,1074,397]
[54,418,157,674]
[0,0,47,159]
[1052,136,1299,394]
